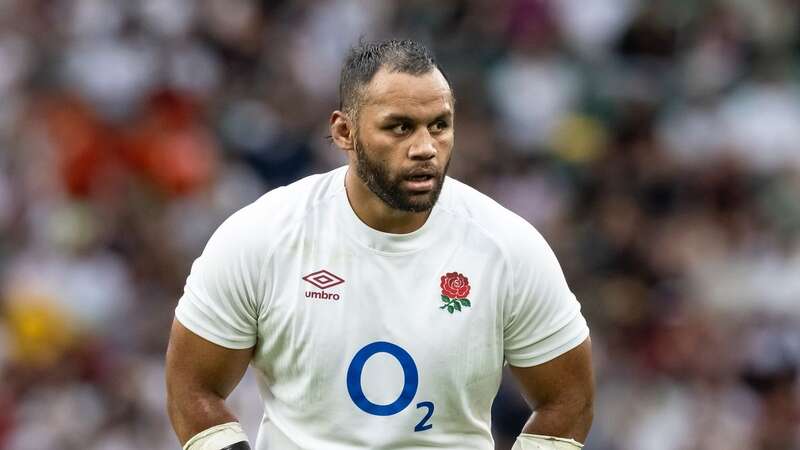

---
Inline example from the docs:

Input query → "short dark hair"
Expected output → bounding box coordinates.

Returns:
[338,39,450,119]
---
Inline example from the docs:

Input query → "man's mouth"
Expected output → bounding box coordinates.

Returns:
[403,173,436,192]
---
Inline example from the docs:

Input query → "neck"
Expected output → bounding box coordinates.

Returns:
[344,168,431,234]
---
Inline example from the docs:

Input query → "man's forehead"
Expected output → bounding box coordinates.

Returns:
[361,68,453,114]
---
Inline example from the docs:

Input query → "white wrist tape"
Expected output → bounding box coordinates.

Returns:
[183,422,249,450]
[512,433,584,450]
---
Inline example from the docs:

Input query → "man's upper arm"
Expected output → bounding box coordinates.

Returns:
[166,319,254,443]
[500,217,594,440]
[508,338,594,408]
[508,338,594,440]
[166,319,254,399]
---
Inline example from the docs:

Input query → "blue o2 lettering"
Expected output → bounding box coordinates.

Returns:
[347,341,434,431]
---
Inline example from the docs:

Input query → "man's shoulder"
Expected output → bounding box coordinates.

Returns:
[252,166,344,214]
[442,177,534,233]
[440,177,547,257]
[215,167,345,246]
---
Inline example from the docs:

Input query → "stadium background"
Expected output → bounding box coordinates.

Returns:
[1,0,799,449]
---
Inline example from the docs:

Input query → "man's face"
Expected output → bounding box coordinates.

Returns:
[352,68,454,213]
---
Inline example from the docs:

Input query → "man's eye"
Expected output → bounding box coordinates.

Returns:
[430,120,449,132]
[391,123,412,134]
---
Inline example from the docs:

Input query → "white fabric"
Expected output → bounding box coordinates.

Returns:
[176,166,589,450]
[183,422,249,450]
[512,433,584,449]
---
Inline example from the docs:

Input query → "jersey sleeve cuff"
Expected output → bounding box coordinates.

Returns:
[504,313,589,367]
[175,294,257,350]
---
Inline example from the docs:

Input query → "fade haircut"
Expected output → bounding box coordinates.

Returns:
[338,39,451,121]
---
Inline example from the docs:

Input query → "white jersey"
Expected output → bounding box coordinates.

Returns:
[175,166,589,450]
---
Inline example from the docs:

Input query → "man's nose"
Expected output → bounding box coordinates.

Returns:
[408,129,437,160]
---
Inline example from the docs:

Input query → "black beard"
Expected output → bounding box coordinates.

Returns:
[354,137,448,213]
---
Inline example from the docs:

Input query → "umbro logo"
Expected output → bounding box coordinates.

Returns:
[303,270,345,290]
[303,269,344,301]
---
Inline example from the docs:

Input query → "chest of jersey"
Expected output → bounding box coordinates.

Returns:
[252,222,507,446]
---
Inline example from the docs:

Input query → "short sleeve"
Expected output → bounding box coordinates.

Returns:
[503,222,589,367]
[175,209,264,349]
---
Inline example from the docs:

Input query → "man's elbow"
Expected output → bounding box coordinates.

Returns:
[165,384,182,425]
[165,376,189,433]
[570,378,595,432]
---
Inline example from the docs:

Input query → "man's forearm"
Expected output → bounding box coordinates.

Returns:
[521,399,593,443]
[167,388,240,446]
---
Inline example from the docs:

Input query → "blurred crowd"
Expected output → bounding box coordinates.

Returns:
[1,0,799,449]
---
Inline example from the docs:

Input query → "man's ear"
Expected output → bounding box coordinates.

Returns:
[330,110,355,151]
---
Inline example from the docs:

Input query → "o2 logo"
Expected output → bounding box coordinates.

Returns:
[346,341,434,432]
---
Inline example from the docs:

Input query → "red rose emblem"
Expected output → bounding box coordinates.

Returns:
[440,272,470,299]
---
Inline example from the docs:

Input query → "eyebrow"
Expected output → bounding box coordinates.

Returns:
[380,111,453,123]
